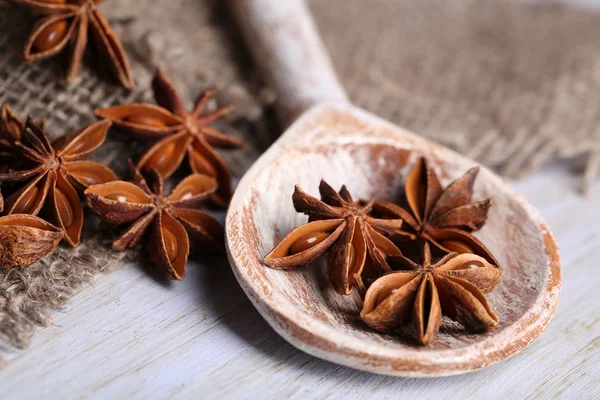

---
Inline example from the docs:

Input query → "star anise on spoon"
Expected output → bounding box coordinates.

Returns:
[0,117,116,246]
[84,165,224,280]
[361,241,501,345]
[16,0,134,88]
[94,69,241,206]
[264,180,403,295]
[373,157,499,265]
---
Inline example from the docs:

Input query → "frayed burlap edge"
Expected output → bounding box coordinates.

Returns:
[0,236,126,365]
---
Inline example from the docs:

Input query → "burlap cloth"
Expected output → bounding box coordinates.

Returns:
[1,0,599,364]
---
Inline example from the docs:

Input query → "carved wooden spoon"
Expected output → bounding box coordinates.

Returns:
[225,0,561,376]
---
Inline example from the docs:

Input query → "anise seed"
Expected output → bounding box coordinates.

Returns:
[441,240,473,254]
[290,231,329,254]
[180,192,193,201]
[163,228,178,262]
[14,186,40,214]
[55,189,73,227]
[105,193,129,203]
[189,151,217,177]
[103,189,149,203]
[126,115,167,128]
[33,20,68,52]
[147,142,175,171]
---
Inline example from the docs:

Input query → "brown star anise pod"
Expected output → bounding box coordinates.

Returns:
[0,104,45,160]
[0,213,64,269]
[361,242,501,345]
[84,165,224,280]
[264,180,404,295]
[0,161,64,269]
[94,69,241,206]
[374,157,499,264]
[0,104,25,157]
[16,0,134,89]
[0,117,116,246]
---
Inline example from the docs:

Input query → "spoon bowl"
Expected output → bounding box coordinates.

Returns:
[225,102,561,376]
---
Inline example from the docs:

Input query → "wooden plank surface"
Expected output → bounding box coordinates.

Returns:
[0,164,598,399]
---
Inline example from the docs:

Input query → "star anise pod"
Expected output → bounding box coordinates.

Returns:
[16,0,134,89]
[0,104,45,160]
[264,180,404,295]
[0,104,25,157]
[94,69,241,206]
[84,165,224,280]
[0,117,116,246]
[0,213,64,269]
[361,242,500,345]
[374,157,499,264]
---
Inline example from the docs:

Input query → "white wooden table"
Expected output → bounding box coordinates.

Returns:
[1,164,598,399]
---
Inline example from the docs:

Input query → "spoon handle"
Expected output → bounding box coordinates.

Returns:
[230,0,349,127]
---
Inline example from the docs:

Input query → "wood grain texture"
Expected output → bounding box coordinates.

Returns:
[0,162,597,399]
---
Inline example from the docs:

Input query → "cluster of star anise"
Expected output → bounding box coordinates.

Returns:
[264,157,503,345]
[0,69,239,279]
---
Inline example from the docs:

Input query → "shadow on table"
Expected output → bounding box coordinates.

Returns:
[195,252,520,391]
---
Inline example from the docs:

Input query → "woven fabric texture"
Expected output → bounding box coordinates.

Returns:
[312,0,600,191]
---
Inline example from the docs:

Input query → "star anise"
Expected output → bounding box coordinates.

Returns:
[264,180,404,295]
[0,162,64,269]
[0,117,116,246]
[16,0,134,89]
[94,69,241,206]
[84,165,224,280]
[0,104,45,161]
[0,213,64,269]
[361,242,501,345]
[0,104,25,158]
[374,157,499,265]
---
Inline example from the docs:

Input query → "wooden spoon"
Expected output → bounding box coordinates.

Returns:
[226,0,561,377]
